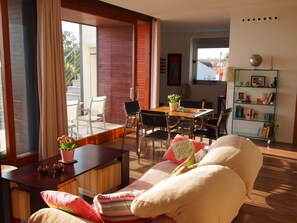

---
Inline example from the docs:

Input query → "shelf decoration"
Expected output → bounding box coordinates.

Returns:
[249,54,263,69]
[251,76,265,87]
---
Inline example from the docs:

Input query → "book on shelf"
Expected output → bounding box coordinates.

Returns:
[264,113,275,122]
[235,106,244,118]
[268,92,276,104]
[263,92,276,105]
[243,108,254,120]
[235,106,257,120]
[258,123,274,139]
[262,93,269,104]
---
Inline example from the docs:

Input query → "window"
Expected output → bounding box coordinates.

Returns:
[197,48,229,81]
[8,0,39,157]
[0,61,6,161]
[193,38,229,83]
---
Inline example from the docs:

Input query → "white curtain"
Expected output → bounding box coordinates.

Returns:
[150,18,161,108]
[36,0,68,159]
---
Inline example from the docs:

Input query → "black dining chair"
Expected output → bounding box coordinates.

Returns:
[137,110,179,157]
[193,107,232,145]
[122,101,141,147]
[180,100,203,108]
[178,99,213,134]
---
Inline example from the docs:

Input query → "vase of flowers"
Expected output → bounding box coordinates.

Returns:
[57,135,77,163]
[168,94,180,111]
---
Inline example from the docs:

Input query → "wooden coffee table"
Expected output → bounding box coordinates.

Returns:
[1,144,129,223]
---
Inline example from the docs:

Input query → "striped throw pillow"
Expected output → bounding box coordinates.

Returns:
[93,190,150,223]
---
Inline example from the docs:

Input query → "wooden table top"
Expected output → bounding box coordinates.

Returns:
[2,145,128,190]
[149,106,213,119]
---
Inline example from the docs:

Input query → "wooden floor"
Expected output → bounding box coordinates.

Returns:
[102,132,297,223]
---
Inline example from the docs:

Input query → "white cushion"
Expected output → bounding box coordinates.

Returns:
[28,208,92,223]
[198,135,263,197]
[119,161,178,192]
[131,165,246,223]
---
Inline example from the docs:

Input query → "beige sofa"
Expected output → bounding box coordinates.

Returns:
[28,135,263,223]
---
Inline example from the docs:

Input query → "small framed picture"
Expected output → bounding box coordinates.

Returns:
[237,92,245,102]
[251,76,265,87]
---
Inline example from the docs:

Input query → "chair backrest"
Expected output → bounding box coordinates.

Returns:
[140,110,168,129]
[124,101,140,116]
[217,107,232,135]
[67,100,79,121]
[180,100,203,108]
[89,96,106,116]
[202,99,213,109]
[179,100,213,109]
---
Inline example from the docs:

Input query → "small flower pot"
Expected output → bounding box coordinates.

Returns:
[169,102,179,111]
[60,150,75,163]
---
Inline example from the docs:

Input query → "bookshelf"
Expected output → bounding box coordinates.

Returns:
[231,69,279,144]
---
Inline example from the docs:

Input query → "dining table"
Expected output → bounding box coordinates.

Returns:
[151,106,213,135]
[136,106,214,149]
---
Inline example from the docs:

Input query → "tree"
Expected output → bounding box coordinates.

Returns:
[63,31,80,86]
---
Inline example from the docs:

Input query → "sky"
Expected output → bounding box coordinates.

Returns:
[198,48,229,60]
[62,21,80,41]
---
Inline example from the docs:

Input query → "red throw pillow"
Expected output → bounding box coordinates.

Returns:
[162,134,205,164]
[41,190,103,223]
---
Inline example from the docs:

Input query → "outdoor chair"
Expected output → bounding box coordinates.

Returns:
[67,99,80,138]
[78,96,106,135]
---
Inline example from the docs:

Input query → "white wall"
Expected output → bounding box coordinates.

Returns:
[160,31,228,114]
[228,3,297,143]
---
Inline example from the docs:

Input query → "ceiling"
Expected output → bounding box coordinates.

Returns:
[100,0,296,32]
[61,8,130,27]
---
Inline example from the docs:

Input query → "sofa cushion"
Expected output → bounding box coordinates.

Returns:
[194,148,208,163]
[40,190,103,223]
[162,134,205,164]
[171,153,196,176]
[131,165,246,223]
[171,148,208,176]
[198,135,263,197]
[119,161,178,192]
[28,208,93,223]
[93,190,149,223]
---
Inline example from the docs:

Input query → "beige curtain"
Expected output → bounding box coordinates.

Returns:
[36,0,68,160]
[150,18,161,108]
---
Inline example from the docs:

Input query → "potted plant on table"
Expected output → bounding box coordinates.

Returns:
[168,94,180,111]
[57,135,77,163]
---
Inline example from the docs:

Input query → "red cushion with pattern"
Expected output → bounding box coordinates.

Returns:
[162,134,205,164]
